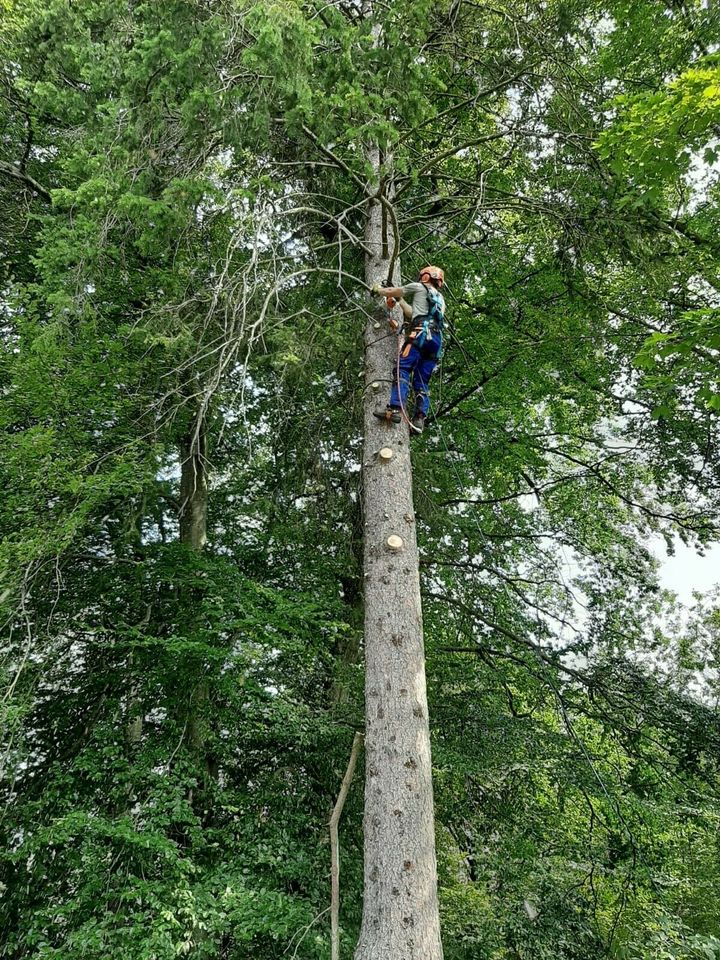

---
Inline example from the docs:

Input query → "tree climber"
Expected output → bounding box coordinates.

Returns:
[371,266,446,434]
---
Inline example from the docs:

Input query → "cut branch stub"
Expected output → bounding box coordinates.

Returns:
[386,535,404,552]
[378,447,394,462]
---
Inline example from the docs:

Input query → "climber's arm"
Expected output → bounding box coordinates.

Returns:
[371,283,404,299]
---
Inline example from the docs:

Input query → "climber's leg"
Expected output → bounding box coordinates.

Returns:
[412,337,440,418]
[389,338,420,413]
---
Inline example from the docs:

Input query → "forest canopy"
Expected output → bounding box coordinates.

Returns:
[1,0,720,958]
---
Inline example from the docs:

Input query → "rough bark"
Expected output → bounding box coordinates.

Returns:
[353,148,443,960]
[179,422,208,550]
[179,421,213,775]
[125,512,151,749]
[125,648,144,747]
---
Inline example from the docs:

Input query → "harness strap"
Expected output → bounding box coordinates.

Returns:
[411,314,444,358]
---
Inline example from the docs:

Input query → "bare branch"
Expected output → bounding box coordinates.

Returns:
[0,160,52,201]
[330,732,363,960]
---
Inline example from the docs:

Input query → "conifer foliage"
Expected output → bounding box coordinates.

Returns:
[2,1,720,958]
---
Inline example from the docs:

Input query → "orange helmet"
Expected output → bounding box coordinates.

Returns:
[418,265,445,288]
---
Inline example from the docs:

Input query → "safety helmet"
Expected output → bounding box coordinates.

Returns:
[418,265,445,288]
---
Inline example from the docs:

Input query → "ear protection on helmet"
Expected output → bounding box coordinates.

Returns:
[418,265,445,288]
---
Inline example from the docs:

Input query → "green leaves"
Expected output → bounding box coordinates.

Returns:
[634,310,720,413]
[598,56,720,193]
[2,0,720,958]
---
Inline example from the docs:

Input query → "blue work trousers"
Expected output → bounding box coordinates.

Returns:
[390,329,442,416]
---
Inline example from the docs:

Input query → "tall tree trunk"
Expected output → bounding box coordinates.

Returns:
[125,500,150,749]
[179,421,208,550]
[179,421,213,777]
[354,147,443,960]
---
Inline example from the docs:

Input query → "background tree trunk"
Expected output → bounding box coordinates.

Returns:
[179,421,213,779]
[179,422,208,550]
[354,148,443,960]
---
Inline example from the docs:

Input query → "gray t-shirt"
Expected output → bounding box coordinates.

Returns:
[400,281,446,323]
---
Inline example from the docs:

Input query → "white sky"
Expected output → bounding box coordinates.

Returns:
[657,539,720,604]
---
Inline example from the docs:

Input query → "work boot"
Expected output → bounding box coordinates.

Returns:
[411,412,426,434]
[374,406,402,424]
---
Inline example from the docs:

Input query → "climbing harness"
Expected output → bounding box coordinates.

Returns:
[392,301,444,434]
[395,325,415,430]
[372,298,415,429]
[373,271,446,434]
[413,283,445,358]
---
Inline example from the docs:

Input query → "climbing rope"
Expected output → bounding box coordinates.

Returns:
[395,328,414,430]
[385,295,414,431]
